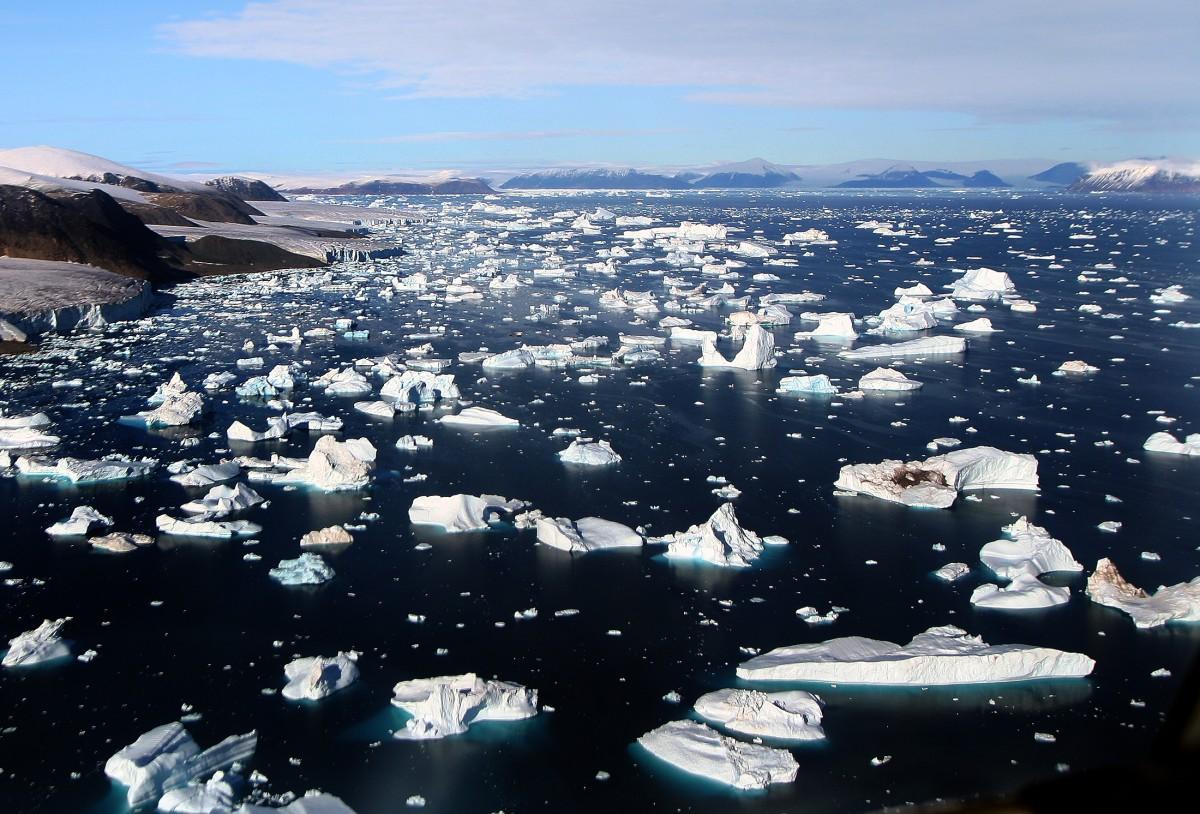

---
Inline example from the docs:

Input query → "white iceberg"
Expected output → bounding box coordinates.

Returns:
[698,324,776,370]
[156,514,262,539]
[737,625,1094,685]
[180,483,264,517]
[834,446,1038,508]
[859,367,922,392]
[299,525,354,548]
[979,517,1081,580]
[1086,558,1200,629]
[1143,431,1200,456]
[408,494,526,533]
[380,370,460,404]
[46,506,113,537]
[777,374,837,395]
[439,407,519,428]
[269,553,334,586]
[16,455,155,483]
[693,688,825,741]
[535,517,643,553]
[948,268,1016,301]
[391,673,538,740]
[636,720,797,790]
[170,461,241,487]
[282,652,360,701]
[795,313,858,339]
[557,439,622,466]
[954,317,997,333]
[658,503,766,567]
[3,617,71,667]
[839,335,965,361]
[0,427,61,450]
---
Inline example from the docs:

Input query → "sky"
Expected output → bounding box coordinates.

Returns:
[1,0,1197,176]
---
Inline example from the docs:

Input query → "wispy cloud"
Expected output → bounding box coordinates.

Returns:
[345,128,680,144]
[159,0,1199,126]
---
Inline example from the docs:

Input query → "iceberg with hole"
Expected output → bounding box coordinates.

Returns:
[737,625,1094,684]
[408,494,527,533]
[637,720,798,790]
[391,673,538,740]
[698,324,776,370]
[694,688,825,741]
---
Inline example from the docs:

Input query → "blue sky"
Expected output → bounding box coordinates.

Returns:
[2,1,1197,174]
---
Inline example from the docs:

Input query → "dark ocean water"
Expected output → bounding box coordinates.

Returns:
[1,190,1198,813]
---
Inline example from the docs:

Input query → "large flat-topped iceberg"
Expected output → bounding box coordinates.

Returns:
[657,503,770,567]
[439,406,520,428]
[859,367,922,392]
[694,688,825,741]
[839,335,965,361]
[391,673,538,740]
[698,324,776,370]
[409,494,526,533]
[15,455,155,483]
[637,720,798,790]
[105,722,257,809]
[282,652,360,700]
[1086,558,1200,629]
[3,617,72,667]
[835,446,1038,508]
[0,426,60,450]
[535,516,642,553]
[737,625,1094,685]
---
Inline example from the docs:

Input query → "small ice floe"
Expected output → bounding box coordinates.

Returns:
[282,652,359,701]
[1086,558,1200,628]
[1098,521,1122,533]
[89,532,154,553]
[1143,431,1200,456]
[636,720,797,790]
[391,673,538,740]
[1054,360,1100,375]
[737,625,1094,684]
[934,562,971,582]
[796,606,846,625]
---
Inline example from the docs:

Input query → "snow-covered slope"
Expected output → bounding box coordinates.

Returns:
[1071,159,1200,192]
[0,165,147,202]
[692,158,800,188]
[0,146,208,192]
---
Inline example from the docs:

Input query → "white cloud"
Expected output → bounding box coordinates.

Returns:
[161,0,1199,123]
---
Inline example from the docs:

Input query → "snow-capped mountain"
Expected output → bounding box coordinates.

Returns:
[691,158,800,188]
[500,168,691,190]
[0,146,209,193]
[1070,160,1200,192]
[1028,161,1091,186]
[835,166,1011,189]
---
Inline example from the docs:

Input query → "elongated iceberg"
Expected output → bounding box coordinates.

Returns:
[3,617,72,667]
[636,720,798,790]
[834,446,1038,508]
[736,625,1094,685]
[535,516,642,553]
[839,335,965,361]
[391,673,538,739]
[408,494,527,533]
[1086,558,1200,629]
[693,689,825,741]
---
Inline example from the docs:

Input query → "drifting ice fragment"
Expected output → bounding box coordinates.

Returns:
[694,688,825,741]
[269,553,334,586]
[1086,558,1200,629]
[557,439,622,465]
[46,506,113,537]
[408,494,526,533]
[300,526,354,548]
[3,617,72,667]
[658,503,767,567]
[698,324,776,370]
[1143,432,1200,456]
[282,652,360,700]
[839,335,965,361]
[439,407,520,428]
[391,673,538,739]
[535,517,643,553]
[834,447,1038,508]
[859,367,922,392]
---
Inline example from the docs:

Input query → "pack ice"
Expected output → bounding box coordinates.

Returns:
[391,673,538,739]
[637,720,798,790]
[834,447,1038,508]
[1086,558,1200,629]
[737,625,1094,684]
[104,721,257,809]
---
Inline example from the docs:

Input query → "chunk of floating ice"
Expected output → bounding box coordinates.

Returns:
[1086,558,1200,629]
[438,406,520,428]
[180,482,264,517]
[1054,360,1100,375]
[396,435,433,451]
[270,553,334,586]
[0,426,61,450]
[947,267,1016,301]
[698,324,776,370]
[859,367,922,392]
[0,412,51,429]
[249,436,376,491]
[170,461,240,487]
[282,652,360,701]
[777,374,837,395]
[89,532,153,553]
[46,506,113,537]
[156,769,237,813]
[670,327,718,344]
[834,446,1038,509]
[353,400,395,419]
[656,503,768,567]
[299,525,353,548]
[156,514,262,539]
[391,673,538,740]
[1143,431,1200,456]
[557,439,621,465]
[227,416,289,443]
[737,625,1094,684]
[380,370,460,404]
[636,719,798,790]
[954,317,998,333]
[3,617,72,667]
[971,573,1071,610]
[408,494,527,532]
[15,455,155,483]
[934,562,970,582]
[104,721,256,809]
[795,312,859,339]
[128,390,204,428]
[694,688,825,741]
[979,517,1081,580]
[839,335,966,361]
[535,516,643,553]
[481,348,535,369]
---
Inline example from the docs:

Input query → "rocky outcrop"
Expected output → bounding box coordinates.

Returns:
[287,178,494,195]
[205,175,288,202]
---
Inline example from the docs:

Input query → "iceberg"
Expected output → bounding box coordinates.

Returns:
[156,514,262,539]
[282,652,360,700]
[180,483,264,517]
[834,446,1038,508]
[353,400,395,419]
[658,503,766,567]
[299,525,354,548]
[636,720,797,790]
[269,553,334,586]
[1143,431,1200,456]
[148,373,189,406]
[439,406,519,428]
[104,722,256,810]
[16,455,154,483]
[535,517,643,553]
[408,494,526,533]
[693,688,825,741]
[1086,558,1200,629]
[253,436,376,491]
[839,335,965,361]
[859,367,922,392]
[156,770,237,813]
[481,349,535,370]
[948,267,1016,301]
[954,317,997,333]
[89,532,153,553]
[131,389,204,428]
[978,517,1081,580]
[227,417,289,444]
[3,617,71,667]
[894,283,933,298]
[46,506,113,537]
[737,625,1094,685]
[379,370,460,404]
[777,374,837,395]
[557,439,621,465]
[170,461,241,487]
[970,573,1071,610]
[795,313,857,339]
[391,673,538,740]
[698,323,776,370]
[238,792,357,814]
[0,425,61,450]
